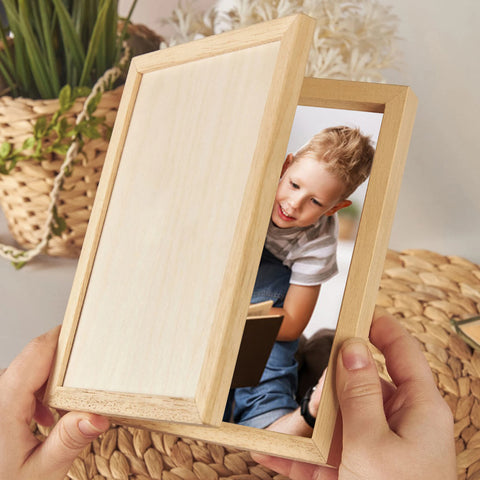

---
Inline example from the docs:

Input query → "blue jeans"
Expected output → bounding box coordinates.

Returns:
[223,247,299,428]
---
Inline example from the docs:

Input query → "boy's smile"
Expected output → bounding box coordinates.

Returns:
[271,154,351,229]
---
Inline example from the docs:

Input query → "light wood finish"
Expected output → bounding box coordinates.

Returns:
[194,14,316,426]
[45,20,417,465]
[247,301,273,317]
[64,40,281,398]
[299,77,388,112]
[103,414,324,464]
[45,61,143,405]
[45,14,315,427]
[308,79,418,461]
[49,387,204,424]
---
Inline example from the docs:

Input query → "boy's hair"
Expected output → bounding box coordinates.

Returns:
[294,126,375,198]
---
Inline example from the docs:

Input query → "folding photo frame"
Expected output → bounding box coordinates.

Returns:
[45,14,417,465]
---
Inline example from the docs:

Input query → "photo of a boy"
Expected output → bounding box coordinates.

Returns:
[224,125,375,435]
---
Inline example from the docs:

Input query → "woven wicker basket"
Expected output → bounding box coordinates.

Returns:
[0,86,123,258]
[32,249,480,479]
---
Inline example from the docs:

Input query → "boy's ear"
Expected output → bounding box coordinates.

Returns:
[324,200,352,217]
[280,153,294,177]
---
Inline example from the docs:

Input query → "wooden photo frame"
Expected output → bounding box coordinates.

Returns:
[45,14,417,465]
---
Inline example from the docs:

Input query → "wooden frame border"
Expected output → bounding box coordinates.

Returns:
[45,16,417,465]
[301,78,417,463]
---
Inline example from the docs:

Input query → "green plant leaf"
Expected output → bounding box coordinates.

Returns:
[34,117,48,139]
[22,137,36,150]
[0,57,16,96]
[51,0,86,84]
[54,117,70,137]
[79,0,112,86]
[51,144,70,155]
[58,84,73,112]
[72,86,92,100]
[117,0,139,63]
[0,24,14,70]
[86,91,102,116]
[0,142,12,158]
[79,123,102,139]
[0,0,138,99]
[0,25,16,94]
[38,0,61,95]
[15,0,57,98]
[2,2,37,97]
[0,153,18,174]
[104,0,118,68]
[51,205,67,236]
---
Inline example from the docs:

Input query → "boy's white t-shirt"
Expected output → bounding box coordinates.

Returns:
[264,214,338,286]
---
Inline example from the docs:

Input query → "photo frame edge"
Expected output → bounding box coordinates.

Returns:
[50,387,205,425]
[312,83,418,461]
[133,14,313,75]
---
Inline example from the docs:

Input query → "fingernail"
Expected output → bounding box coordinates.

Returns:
[78,418,105,437]
[341,340,370,370]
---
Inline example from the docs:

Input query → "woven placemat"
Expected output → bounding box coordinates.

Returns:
[33,249,480,480]
[375,249,480,480]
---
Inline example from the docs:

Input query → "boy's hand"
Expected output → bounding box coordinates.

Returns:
[253,310,456,480]
[0,327,110,480]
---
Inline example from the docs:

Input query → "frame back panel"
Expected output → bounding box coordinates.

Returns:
[63,42,281,398]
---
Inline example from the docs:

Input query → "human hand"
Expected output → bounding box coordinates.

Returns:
[253,310,456,480]
[0,326,110,480]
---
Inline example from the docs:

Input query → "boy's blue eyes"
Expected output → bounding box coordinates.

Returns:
[290,181,299,189]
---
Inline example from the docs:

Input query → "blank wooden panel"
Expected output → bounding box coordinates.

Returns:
[63,42,281,397]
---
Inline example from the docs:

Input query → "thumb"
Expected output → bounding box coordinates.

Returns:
[27,412,110,480]
[336,338,388,446]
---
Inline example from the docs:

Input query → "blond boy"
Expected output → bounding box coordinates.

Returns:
[225,126,375,431]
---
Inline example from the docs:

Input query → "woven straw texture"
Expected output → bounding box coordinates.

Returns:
[32,249,480,479]
[376,249,480,480]
[0,87,123,257]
